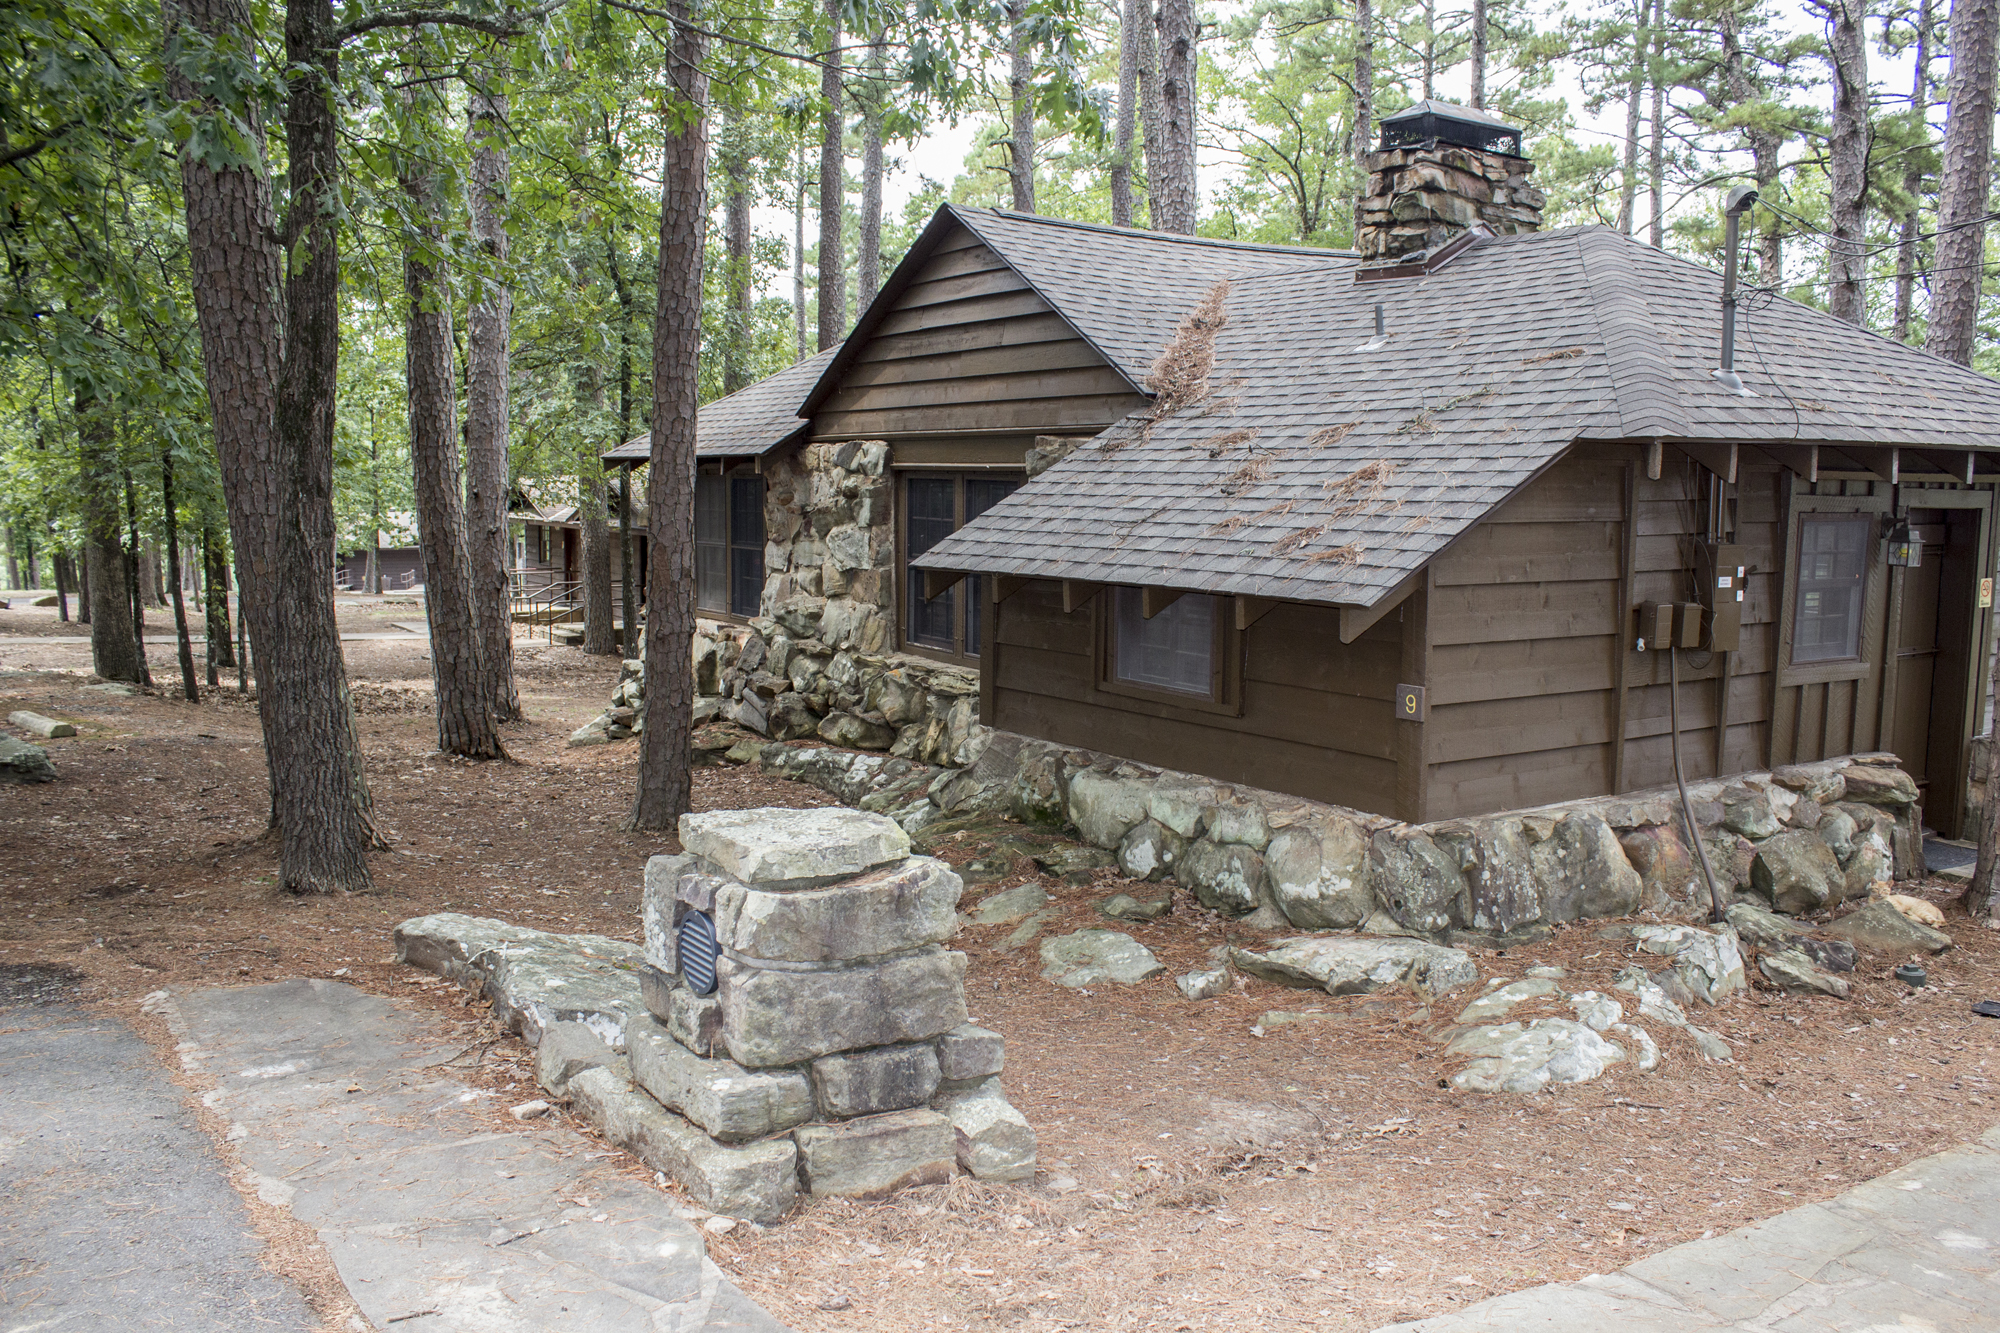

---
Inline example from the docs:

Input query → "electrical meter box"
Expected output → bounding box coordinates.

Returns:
[1636,601,1704,651]
[1698,543,1748,652]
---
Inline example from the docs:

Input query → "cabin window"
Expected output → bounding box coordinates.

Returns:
[1792,513,1870,664]
[1112,588,1217,697]
[695,473,765,618]
[901,471,1022,660]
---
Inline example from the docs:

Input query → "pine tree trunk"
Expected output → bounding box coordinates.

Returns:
[123,469,154,687]
[203,523,233,682]
[1470,0,1486,109]
[271,0,378,890]
[77,546,90,624]
[1646,0,1665,247]
[77,392,142,682]
[1721,5,1785,284]
[858,30,887,304]
[465,89,519,723]
[404,125,505,761]
[1152,0,1199,234]
[1927,0,1999,364]
[1826,0,1870,324]
[1008,0,1037,212]
[162,451,200,701]
[619,466,636,652]
[1617,0,1644,234]
[1894,0,1933,343]
[55,551,71,623]
[605,233,640,646]
[722,109,755,394]
[794,135,809,359]
[1354,0,1374,227]
[1136,0,1166,227]
[141,541,164,607]
[632,0,708,830]
[817,0,846,351]
[1111,0,1141,226]
[581,366,618,656]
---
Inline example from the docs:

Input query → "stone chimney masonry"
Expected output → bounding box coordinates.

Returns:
[1356,100,1545,265]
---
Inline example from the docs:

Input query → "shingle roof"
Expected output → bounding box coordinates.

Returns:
[798,206,1347,414]
[602,344,840,465]
[912,225,2000,610]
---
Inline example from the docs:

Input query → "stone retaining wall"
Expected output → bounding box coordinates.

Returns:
[730,731,1926,943]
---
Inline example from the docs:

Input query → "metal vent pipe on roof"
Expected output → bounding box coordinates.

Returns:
[1712,184,1760,398]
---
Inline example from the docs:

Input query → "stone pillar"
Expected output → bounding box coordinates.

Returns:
[634,807,1035,1206]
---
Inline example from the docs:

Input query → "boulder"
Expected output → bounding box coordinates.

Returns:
[1720,786,1781,838]
[934,1079,1037,1182]
[1205,800,1272,851]
[1099,892,1172,922]
[1009,744,1073,830]
[1631,924,1746,1005]
[1750,831,1844,915]
[1176,967,1231,1000]
[1453,976,1562,1025]
[1067,767,1153,849]
[1569,991,1623,1032]
[8,711,76,739]
[1444,1019,1629,1093]
[627,1019,815,1142]
[1758,948,1853,999]
[817,711,896,750]
[1620,823,1701,914]
[1723,901,1799,949]
[1177,839,1267,916]
[717,948,969,1068]
[1612,966,1689,1030]
[1535,814,1643,922]
[935,1024,1006,1081]
[1771,765,1845,805]
[1789,938,1858,973]
[535,1020,619,1095]
[1839,763,1920,809]
[1118,819,1187,882]
[1368,829,1465,933]
[0,734,55,783]
[679,806,909,886]
[768,692,822,740]
[666,985,726,1059]
[1840,843,1894,904]
[794,1109,957,1198]
[1265,817,1373,930]
[1038,929,1166,987]
[1822,899,1952,955]
[1230,937,1477,997]
[710,855,961,963]
[1144,781,1216,839]
[1437,820,1544,934]
[811,1043,943,1118]
[1816,808,1859,863]
[968,883,1049,925]
[566,1067,798,1223]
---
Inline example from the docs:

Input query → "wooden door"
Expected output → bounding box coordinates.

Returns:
[1889,504,1985,838]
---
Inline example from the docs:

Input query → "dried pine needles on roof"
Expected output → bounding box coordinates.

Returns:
[1104,281,1233,453]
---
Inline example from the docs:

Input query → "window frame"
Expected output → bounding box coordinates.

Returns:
[1776,491,1889,688]
[694,464,766,621]
[895,468,1024,665]
[1092,587,1245,717]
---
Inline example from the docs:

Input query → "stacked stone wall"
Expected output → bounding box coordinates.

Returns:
[1356,144,1545,263]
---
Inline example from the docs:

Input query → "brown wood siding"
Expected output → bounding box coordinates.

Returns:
[812,223,1148,442]
[987,582,1405,817]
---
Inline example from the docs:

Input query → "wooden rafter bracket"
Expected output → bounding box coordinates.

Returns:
[1235,596,1280,632]
[922,568,967,601]
[1760,443,1820,484]
[991,575,1029,604]
[1338,570,1423,645]
[1140,586,1185,620]
[1678,441,1739,484]
[1911,449,1976,485]
[1061,580,1102,614]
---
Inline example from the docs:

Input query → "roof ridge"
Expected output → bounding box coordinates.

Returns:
[956,206,1358,260]
[1574,229,1696,439]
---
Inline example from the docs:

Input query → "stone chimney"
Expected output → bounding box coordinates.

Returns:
[1355,100,1545,265]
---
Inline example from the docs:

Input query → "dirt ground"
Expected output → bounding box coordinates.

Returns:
[4,599,1999,1333]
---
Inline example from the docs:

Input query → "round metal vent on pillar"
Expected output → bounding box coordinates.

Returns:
[677,910,719,996]
[1378,99,1524,156]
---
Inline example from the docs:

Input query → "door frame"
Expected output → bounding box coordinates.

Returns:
[1879,486,1996,839]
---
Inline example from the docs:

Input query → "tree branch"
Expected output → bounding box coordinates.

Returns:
[334,0,567,44]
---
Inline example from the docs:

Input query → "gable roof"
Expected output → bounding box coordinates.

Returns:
[603,344,840,466]
[798,205,1348,416]
[911,225,2000,611]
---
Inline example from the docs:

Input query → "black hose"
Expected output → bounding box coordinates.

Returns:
[1669,644,1729,922]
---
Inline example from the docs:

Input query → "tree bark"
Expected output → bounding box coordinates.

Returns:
[1646,0,1665,247]
[605,232,640,645]
[77,392,142,682]
[1152,0,1199,233]
[1111,0,1141,226]
[1928,0,2000,363]
[1354,0,1374,222]
[1720,3,1785,284]
[202,521,233,682]
[619,465,636,652]
[140,541,164,607]
[794,134,808,359]
[1826,0,1870,324]
[721,108,755,394]
[162,450,200,701]
[1895,0,1933,342]
[858,27,887,303]
[1007,0,1037,212]
[1470,0,1486,110]
[465,89,519,723]
[632,0,708,829]
[404,126,506,761]
[1617,0,1644,234]
[817,0,846,350]
[55,551,71,623]
[1137,0,1166,227]
[123,468,154,687]
[581,365,618,656]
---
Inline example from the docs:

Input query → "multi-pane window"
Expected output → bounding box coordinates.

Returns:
[695,473,765,618]
[1112,588,1217,697]
[902,472,1022,659]
[1792,513,1870,664]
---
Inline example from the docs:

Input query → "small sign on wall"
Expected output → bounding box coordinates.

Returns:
[1983,578,1994,609]
[1396,683,1427,722]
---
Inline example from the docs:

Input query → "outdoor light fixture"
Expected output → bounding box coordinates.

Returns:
[1885,514,1922,568]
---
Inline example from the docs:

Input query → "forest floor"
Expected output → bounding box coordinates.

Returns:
[4,597,2000,1333]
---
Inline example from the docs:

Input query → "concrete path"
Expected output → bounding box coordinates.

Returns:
[0,971,318,1332]
[14,633,425,645]
[1378,1124,2000,1331]
[169,979,784,1333]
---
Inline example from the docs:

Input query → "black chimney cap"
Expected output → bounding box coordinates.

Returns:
[1379,100,1524,157]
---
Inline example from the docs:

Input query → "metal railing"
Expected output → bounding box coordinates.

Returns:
[512,577,584,643]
